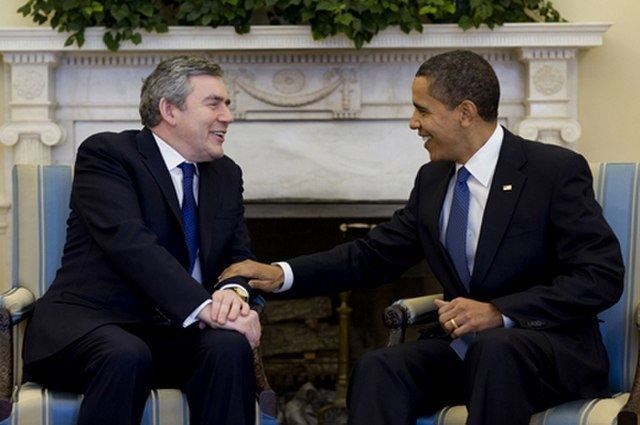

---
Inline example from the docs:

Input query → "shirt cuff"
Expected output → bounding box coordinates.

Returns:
[183,299,211,328]
[502,314,515,328]
[273,261,293,293]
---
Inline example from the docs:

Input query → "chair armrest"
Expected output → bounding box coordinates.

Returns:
[0,287,36,324]
[617,346,640,425]
[0,287,34,421]
[619,302,640,425]
[383,294,443,346]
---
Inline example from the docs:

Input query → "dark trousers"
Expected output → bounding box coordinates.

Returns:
[24,323,256,425]
[347,327,572,425]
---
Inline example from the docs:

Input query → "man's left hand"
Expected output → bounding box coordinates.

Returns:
[434,297,503,339]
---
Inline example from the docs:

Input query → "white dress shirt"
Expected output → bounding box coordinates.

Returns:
[152,133,208,327]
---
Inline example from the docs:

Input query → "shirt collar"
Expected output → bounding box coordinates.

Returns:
[457,124,503,188]
[151,132,198,175]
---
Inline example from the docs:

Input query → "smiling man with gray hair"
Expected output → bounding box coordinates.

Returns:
[22,56,259,425]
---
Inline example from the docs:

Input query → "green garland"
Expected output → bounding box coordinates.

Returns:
[18,0,563,52]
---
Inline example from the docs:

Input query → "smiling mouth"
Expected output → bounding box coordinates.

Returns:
[421,134,432,148]
[211,130,226,142]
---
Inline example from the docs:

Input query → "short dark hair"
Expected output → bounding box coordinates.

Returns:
[139,56,224,127]
[415,50,499,122]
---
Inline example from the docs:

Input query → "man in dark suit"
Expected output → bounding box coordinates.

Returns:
[220,50,624,425]
[23,56,260,425]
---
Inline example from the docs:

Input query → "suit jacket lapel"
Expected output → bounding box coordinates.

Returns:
[423,163,471,295]
[197,160,221,278]
[425,163,454,242]
[136,128,182,225]
[472,130,527,288]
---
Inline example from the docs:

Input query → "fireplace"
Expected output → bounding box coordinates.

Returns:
[244,201,441,409]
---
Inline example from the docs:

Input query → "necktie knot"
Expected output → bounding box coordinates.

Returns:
[179,162,196,180]
[456,166,470,184]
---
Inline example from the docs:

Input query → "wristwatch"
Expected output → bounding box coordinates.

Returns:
[224,285,249,302]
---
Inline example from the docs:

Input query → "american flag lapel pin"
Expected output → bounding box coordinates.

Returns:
[502,184,512,191]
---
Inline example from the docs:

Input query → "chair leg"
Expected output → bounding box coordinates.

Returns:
[253,346,277,418]
[0,307,13,421]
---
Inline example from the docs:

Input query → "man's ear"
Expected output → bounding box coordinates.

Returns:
[158,97,178,126]
[458,100,479,128]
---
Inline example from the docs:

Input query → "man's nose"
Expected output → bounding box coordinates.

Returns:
[220,104,234,123]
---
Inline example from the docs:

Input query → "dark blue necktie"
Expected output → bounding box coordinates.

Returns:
[445,167,474,359]
[179,162,199,273]
[445,167,471,290]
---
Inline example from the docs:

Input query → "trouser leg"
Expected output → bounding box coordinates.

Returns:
[347,338,464,425]
[465,328,569,425]
[150,326,256,425]
[25,324,153,425]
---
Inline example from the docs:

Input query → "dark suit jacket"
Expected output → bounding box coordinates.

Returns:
[24,128,254,365]
[286,128,624,397]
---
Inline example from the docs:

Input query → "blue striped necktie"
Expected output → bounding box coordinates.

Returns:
[445,166,474,359]
[179,162,199,273]
[445,166,471,290]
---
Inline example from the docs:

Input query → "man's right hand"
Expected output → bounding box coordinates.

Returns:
[218,259,284,292]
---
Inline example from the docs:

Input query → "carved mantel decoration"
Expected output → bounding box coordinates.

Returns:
[0,23,610,286]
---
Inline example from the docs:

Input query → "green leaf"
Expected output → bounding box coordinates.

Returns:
[335,13,353,26]
[103,31,119,51]
[62,0,79,12]
[139,4,154,17]
[419,6,437,15]
[17,3,32,16]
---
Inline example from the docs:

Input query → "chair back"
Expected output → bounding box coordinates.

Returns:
[12,165,73,297]
[591,163,640,394]
[10,165,73,384]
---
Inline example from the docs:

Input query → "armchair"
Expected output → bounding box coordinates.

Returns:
[383,162,640,425]
[0,165,277,425]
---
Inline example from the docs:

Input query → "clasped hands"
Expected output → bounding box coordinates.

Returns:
[434,297,504,338]
[197,289,261,348]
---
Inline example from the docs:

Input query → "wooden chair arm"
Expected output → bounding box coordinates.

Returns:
[0,287,35,421]
[617,303,640,425]
[250,294,277,418]
[383,294,443,346]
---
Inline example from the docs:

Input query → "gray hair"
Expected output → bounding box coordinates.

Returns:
[139,56,224,127]
[416,50,499,122]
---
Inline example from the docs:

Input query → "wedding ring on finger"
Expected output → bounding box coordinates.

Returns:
[449,318,459,330]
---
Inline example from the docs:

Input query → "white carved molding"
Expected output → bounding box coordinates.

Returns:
[1,52,64,165]
[0,24,610,51]
[517,47,580,148]
[518,117,581,148]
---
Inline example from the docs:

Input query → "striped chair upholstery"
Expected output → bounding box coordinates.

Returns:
[0,165,273,425]
[412,163,640,425]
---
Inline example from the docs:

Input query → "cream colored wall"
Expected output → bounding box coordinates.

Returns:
[554,0,640,162]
